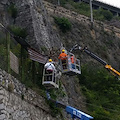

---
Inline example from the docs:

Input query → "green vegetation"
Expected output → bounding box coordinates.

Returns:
[46,82,66,118]
[49,82,66,100]
[41,46,47,52]
[78,64,120,120]
[0,29,45,93]
[70,1,91,17]
[94,8,113,21]
[48,0,117,21]
[113,16,120,21]
[8,3,18,19]
[68,1,114,21]
[59,0,67,6]
[1,1,120,119]
[8,83,14,92]
[0,32,7,71]
[0,27,66,119]
[54,16,72,32]
[47,99,62,117]
[8,25,27,38]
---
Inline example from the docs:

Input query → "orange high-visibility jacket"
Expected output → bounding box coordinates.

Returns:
[58,53,67,60]
[71,56,76,63]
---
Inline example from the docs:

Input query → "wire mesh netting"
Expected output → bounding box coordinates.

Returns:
[10,35,21,80]
[0,29,8,72]
[10,35,44,87]
[0,26,44,88]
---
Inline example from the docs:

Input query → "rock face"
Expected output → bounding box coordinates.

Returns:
[0,0,120,119]
[14,0,61,51]
[0,0,62,52]
[0,0,77,119]
[43,1,120,70]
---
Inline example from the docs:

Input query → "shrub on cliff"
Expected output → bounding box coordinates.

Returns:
[78,64,120,120]
[94,8,113,21]
[8,25,27,39]
[54,17,72,32]
[8,3,18,19]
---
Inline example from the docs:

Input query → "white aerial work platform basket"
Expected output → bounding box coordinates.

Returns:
[59,53,81,76]
[42,68,59,89]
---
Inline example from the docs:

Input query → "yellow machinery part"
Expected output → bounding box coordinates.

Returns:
[105,65,120,76]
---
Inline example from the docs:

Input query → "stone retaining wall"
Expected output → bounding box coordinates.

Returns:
[0,69,57,120]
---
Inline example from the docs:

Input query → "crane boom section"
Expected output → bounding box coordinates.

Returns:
[70,44,120,77]
[84,49,107,66]
[83,48,120,77]
[105,65,120,76]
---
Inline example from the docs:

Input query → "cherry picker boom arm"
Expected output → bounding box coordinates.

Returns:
[82,47,120,77]
[46,92,93,120]
[82,47,107,66]
[70,45,120,77]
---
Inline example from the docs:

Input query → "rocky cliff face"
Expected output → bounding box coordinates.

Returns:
[14,0,61,50]
[0,0,120,119]
[43,1,120,70]
[0,0,62,52]
[0,0,64,119]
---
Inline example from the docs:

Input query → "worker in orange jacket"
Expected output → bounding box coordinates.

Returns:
[71,55,74,63]
[71,55,76,69]
[58,49,67,60]
[58,49,68,69]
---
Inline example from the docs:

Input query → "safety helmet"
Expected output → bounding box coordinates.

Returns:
[62,49,65,52]
[49,59,52,62]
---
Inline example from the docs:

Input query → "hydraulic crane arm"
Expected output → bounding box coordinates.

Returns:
[70,44,120,78]
[46,91,93,120]
[82,47,120,77]
[105,65,120,76]
[83,47,107,66]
